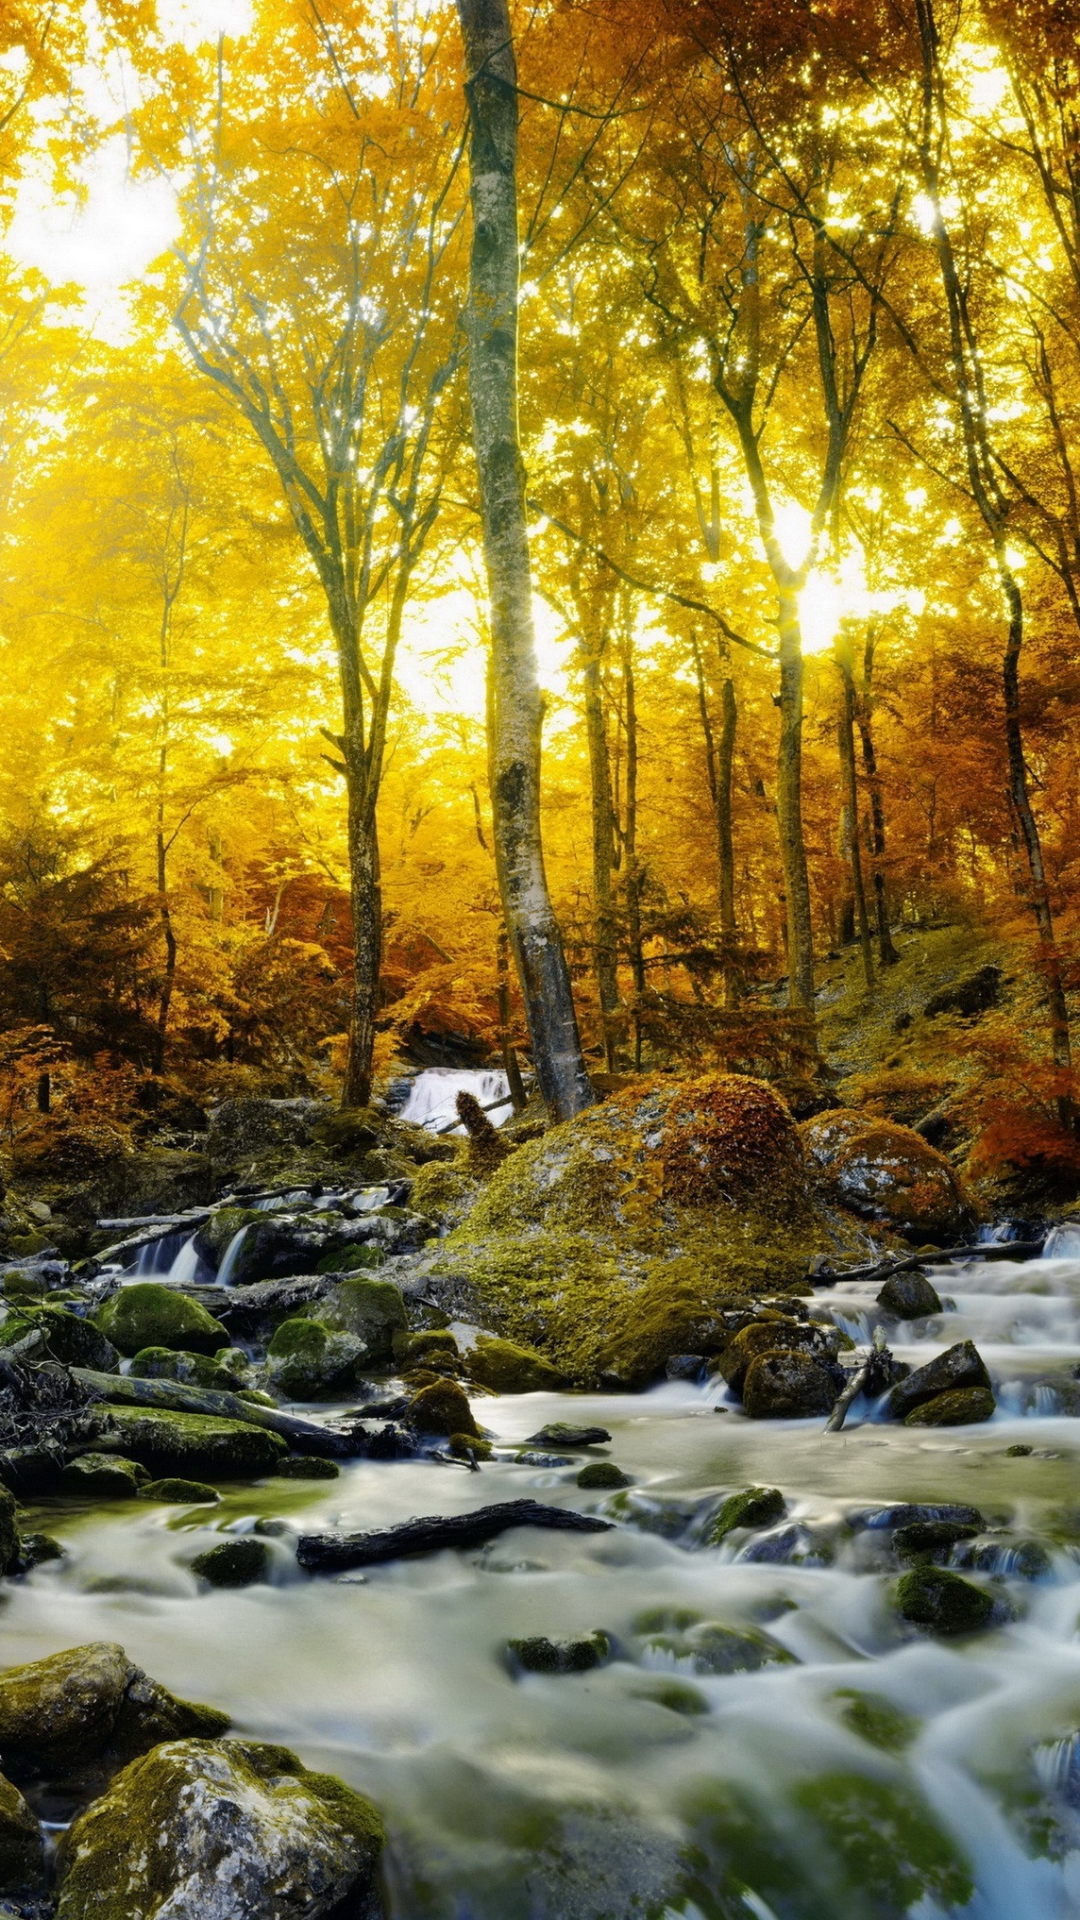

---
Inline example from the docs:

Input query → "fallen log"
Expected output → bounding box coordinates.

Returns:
[95,1208,213,1233]
[297,1499,614,1572]
[70,1368,361,1458]
[824,1327,893,1434]
[814,1240,1045,1289]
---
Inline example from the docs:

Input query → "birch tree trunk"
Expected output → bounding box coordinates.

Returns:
[455,0,594,1120]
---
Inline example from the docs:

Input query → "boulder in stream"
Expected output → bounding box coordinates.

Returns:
[876,1271,943,1319]
[129,1345,249,1391]
[717,1319,840,1393]
[742,1350,839,1418]
[904,1385,996,1426]
[0,1769,43,1898]
[265,1318,366,1399]
[94,1284,228,1357]
[887,1341,993,1421]
[893,1565,997,1634]
[405,1378,480,1439]
[96,1406,287,1478]
[59,1452,150,1497]
[210,1208,430,1288]
[189,1539,271,1588]
[465,1335,567,1393]
[507,1631,611,1675]
[0,1305,119,1373]
[311,1275,406,1363]
[0,1643,229,1787]
[55,1736,385,1920]
[576,1461,630,1489]
[707,1485,786,1544]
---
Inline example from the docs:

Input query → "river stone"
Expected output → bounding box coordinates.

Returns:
[266,1319,366,1400]
[887,1341,992,1421]
[524,1424,612,1448]
[0,1643,229,1784]
[129,1346,240,1391]
[18,1532,65,1570]
[904,1385,997,1426]
[94,1284,228,1357]
[638,1620,793,1675]
[0,1771,43,1896]
[211,1208,429,1288]
[707,1485,786,1544]
[60,1453,150,1498]
[0,1306,119,1373]
[189,1539,270,1588]
[876,1271,943,1319]
[718,1319,836,1393]
[894,1566,996,1634]
[394,1329,461,1374]
[576,1462,631,1490]
[312,1276,406,1363]
[55,1736,384,1920]
[507,1632,611,1674]
[893,1519,980,1563]
[466,1335,567,1394]
[801,1109,975,1243]
[274,1456,340,1480]
[140,1478,220,1505]
[405,1378,480,1438]
[192,1206,264,1266]
[97,1406,287,1478]
[742,1350,839,1418]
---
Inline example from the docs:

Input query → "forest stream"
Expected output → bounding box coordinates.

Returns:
[8,1142,1080,1918]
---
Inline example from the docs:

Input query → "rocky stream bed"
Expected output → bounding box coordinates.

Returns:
[0,1077,1078,1917]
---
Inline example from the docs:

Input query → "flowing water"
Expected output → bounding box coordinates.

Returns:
[16,1243,1080,1916]
[398,1068,513,1135]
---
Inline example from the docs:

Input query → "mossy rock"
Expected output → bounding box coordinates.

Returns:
[0,1771,43,1896]
[265,1318,366,1400]
[894,1565,996,1634]
[310,1275,406,1362]
[129,1346,245,1391]
[507,1631,611,1674]
[577,1461,630,1490]
[424,1073,836,1386]
[392,1327,461,1374]
[717,1320,834,1392]
[273,1455,341,1480]
[794,1772,974,1916]
[93,1284,227,1358]
[308,1106,382,1155]
[637,1620,794,1676]
[904,1385,996,1426]
[801,1108,976,1244]
[0,1487,19,1577]
[139,1478,221,1506]
[408,1159,482,1228]
[0,1305,119,1373]
[832,1690,918,1752]
[55,1737,385,1919]
[406,1377,480,1439]
[98,1406,287,1479]
[189,1539,270,1588]
[0,1642,230,1784]
[743,1349,839,1418]
[314,1244,387,1274]
[707,1485,785,1545]
[192,1206,264,1267]
[59,1454,150,1499]
[466,1335,567,1394]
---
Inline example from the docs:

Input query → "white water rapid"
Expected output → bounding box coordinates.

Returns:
[16,1239,1080,1915]
[398,1067,513,1135]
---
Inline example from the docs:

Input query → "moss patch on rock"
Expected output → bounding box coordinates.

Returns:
[94,1284,227,1357]
[707,1485,785,1544]
[98,1406,287,1479]
[0,1768,43,1895]
[189,1539,270,1588]
[466,1335,567,1393]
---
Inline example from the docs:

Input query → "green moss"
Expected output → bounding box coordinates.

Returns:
[393,1327,460,1371]
[795,1772,974,1916]
[894,1565,996,1634]
[467,1335,567,1393]
[59,1454,150,1498]
[628,1678,709,1716]
[408,1159,481,1228]
[100,1406,287,1478]
[94,1284,227,1357]
[576,1462,630,1489]
[139,1478,221,1505]
[314,1244,386,1274]
[832,1690,918,1752]
[904,1386,997,1426]
[407,1377,479,1438]
[0,1305,118,1372]
[273,1455,340,1479]
[0,1770,43,1893]
[507,1631,610,1674]
[707,1486,786,1545]
[637,1620,794,1676]
[266,1317,365,1398]
[129,1346,234,1390]
[313,1276,405,1359]
[189,1539,270,1587]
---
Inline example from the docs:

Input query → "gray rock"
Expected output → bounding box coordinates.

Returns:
[205,1098,323,1162]
[507,1632,610,1675]
[876,1271,943,1319]
[189,1540,270,1588]
[742,1350,839,1418]
[887,1341,992,1421]
[55,1737,385,1920]
[0,1642,229,1786]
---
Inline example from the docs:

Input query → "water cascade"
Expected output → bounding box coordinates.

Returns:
[397,1067,513,1135]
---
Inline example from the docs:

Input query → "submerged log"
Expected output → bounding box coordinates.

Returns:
[70,1368,361,1457]
[297,1500,614,1572]
[824,1327,894,1434]
[815,1241,1044,1289]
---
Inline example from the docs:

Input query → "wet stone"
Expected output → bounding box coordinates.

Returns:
[887,1340,992,1420]
[274,1456,341,1479]
[139,1479,220,1506]
[742,1350,839,1419]
[637,1620,794,1676]
[893,1565,997,1635]
[576,1462,630,1490]
[524,1424,611,1449]
[59,1454,149,1499]
[707,1485,786,1545]
[892,1520,980,1564]
[904,1385,996,1426]
[665,1354,706,1381]
[189,1539,271,1588]
[507,1632,611,1675]
[876,1271,943,1319]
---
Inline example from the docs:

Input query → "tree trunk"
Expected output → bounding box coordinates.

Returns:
[855,636,899,967]
[776,589,815,1012]
[581,639,619,1069]
[620,627,645,1070]
[836,650,874,992]
[496,929,528,1111]
[455,0,593,1121]
[717,675,739,1003]
[342,767,381,1110]
[153,805,176,1078]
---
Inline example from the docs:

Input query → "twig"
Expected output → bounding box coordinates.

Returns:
[824,1327,889,1434]
[814,1240,1045,1289]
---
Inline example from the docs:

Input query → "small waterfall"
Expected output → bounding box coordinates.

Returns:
[166,1233,202,1287]
[215,1225,250,1288]
[133,1231,187,1277]
[397,1067,513,1135]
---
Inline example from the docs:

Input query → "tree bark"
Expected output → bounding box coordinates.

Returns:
[856,630,899,967]
[455,0,594,1120]
[775,588,815,1011]
[581,635,619,1068]
[496,929,528,1111]
[620,625,645,1069]
[836,645,874,991]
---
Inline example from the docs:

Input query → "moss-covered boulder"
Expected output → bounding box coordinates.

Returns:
[129,1345,248,1391]
[424,1073,829,1385]
[465,1335,567,1393]
[887,1341,992,1421]
[190,1539,270,1588]
[576,1461,630,1489]
[59,1453,150,1498]
[265,1318,366,1400]
[408,1159,481,1228]
[904,1385,996,1426]
[894,1566,996,1634]
[743,1350,839,1418]
[140,1478,220,1505]
[192,1206,264,1267]
[313,1275,406,1363]
[0,1643,229,1786]
[207,1208,430,1288]
[0,1304,119,1372]
[707,1486,786,1545]
[801,1109,976,1243]
[56,1736,385,1920]
[877,1271,943,1319]
[507,1631,610,1675]
[97,1406,287,1479]
[94,1284,228,1357]
[717,1319,839,1394]
[635,1618,794,1675]
[0,1769,43,1896]
[394,1327,461,1374]
[406,1377,480,1438]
